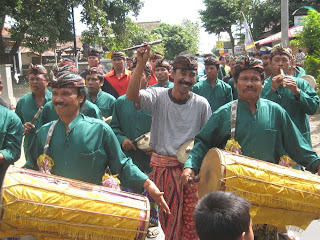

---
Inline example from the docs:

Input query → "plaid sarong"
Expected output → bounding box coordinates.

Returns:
[150,153,198,240]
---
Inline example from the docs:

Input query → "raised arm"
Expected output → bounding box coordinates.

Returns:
[126,44,150,104]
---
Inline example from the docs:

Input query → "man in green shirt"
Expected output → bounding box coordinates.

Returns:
[0,76,23,187]
[111,62,161,237]
[183,57,320,180]
[192,56,233,112]
[15,64,52,160]
[85,67,116,119]
[261,45,319,146]
[182,56,320,239]
[151,59,174,88]
[25,71,169,214]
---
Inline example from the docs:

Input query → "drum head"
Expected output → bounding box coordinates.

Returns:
[198,148,224,198]
[137,132,152,152]
[177,140,194,164]
[301,75,317,90]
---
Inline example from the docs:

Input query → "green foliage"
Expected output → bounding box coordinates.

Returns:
[151,21,199,60]
[249,0,320,40]
[304,53,320,83]
[293,10,320,55]
[0,0,143,64]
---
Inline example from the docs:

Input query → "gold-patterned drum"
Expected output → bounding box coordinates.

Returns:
[0,166,150,240]
[198,148,320,230]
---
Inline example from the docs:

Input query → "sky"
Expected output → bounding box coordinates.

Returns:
[74,0,219,53]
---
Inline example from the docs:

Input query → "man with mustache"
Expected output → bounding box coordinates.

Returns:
[127,45,211,240]
[25,71,170,214]
[192,56,233,112]
[261,45,319,146]
[182,56,320,240]
[102,51,131,98]
[15,64,52,161]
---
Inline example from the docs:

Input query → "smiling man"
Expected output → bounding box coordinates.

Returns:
[15,64,52,161]
[127,45,211,240]
[25,71,169,214]
[151,59,173,88]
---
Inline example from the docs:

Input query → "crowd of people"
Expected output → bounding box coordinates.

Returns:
[0,43,318,240]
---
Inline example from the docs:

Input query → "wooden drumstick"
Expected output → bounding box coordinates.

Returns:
[188,175,200,184]
[122,40,162,51]
[23,106,43,136]
[280,68,286,87]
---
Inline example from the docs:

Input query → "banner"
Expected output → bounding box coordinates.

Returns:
[242,13,256,52]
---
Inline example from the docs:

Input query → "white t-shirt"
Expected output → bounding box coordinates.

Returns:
[138,87,212,156]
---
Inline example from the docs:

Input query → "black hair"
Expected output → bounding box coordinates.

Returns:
[195,191,251,240]
[77,87,87,108]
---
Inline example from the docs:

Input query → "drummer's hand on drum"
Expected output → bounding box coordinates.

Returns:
[181,168,195,187]
[143,179,171,214]
[121,138,136,151]
[23,122,35,134]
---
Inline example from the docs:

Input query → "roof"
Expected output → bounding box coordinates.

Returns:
[137,21,161,31]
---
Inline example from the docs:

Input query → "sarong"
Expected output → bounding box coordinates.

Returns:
[150,153,198,240]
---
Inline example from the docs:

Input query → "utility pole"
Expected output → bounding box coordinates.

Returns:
[281,0,289,47]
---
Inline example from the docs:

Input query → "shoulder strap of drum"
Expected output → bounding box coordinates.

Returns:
[230,100,238,139]
[43,120,58,155]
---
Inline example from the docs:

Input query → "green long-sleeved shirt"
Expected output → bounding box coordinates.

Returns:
[40,100,102,125]
[150,81,174,88]
[110,95,152,173]
[15,90,52,157]
[261,75,320,145]
[184,98,320,174]
[25,114,148,192]
[86,90,116,118]
[0,105,23,186]
[227,78,238,100]
[192,78,233,112]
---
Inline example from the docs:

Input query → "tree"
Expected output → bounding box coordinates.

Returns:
[249,0,320,40]
[200,0,243,55]
[0,0,74,65]
[0,0,143,64]
[151,21,199,60]
[291,10,320,83]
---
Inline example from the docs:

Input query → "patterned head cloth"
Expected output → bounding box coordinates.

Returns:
[203,53,214,58]
[52,58,78,77]
[86,66,103,75]
[234,56,265,81]
[132,58,152,77]
[49,72,85,88]
[111,51,126,60]
[236,55,246,64]
[270,44,293,59]
[150,51,163,60]
[204,56,219,66]
[155,59,170,71]
[88,48,101,57]
[259,46,272,56]
[172,54,198,71]
[28,64,48,75]
[126,57,133,62]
